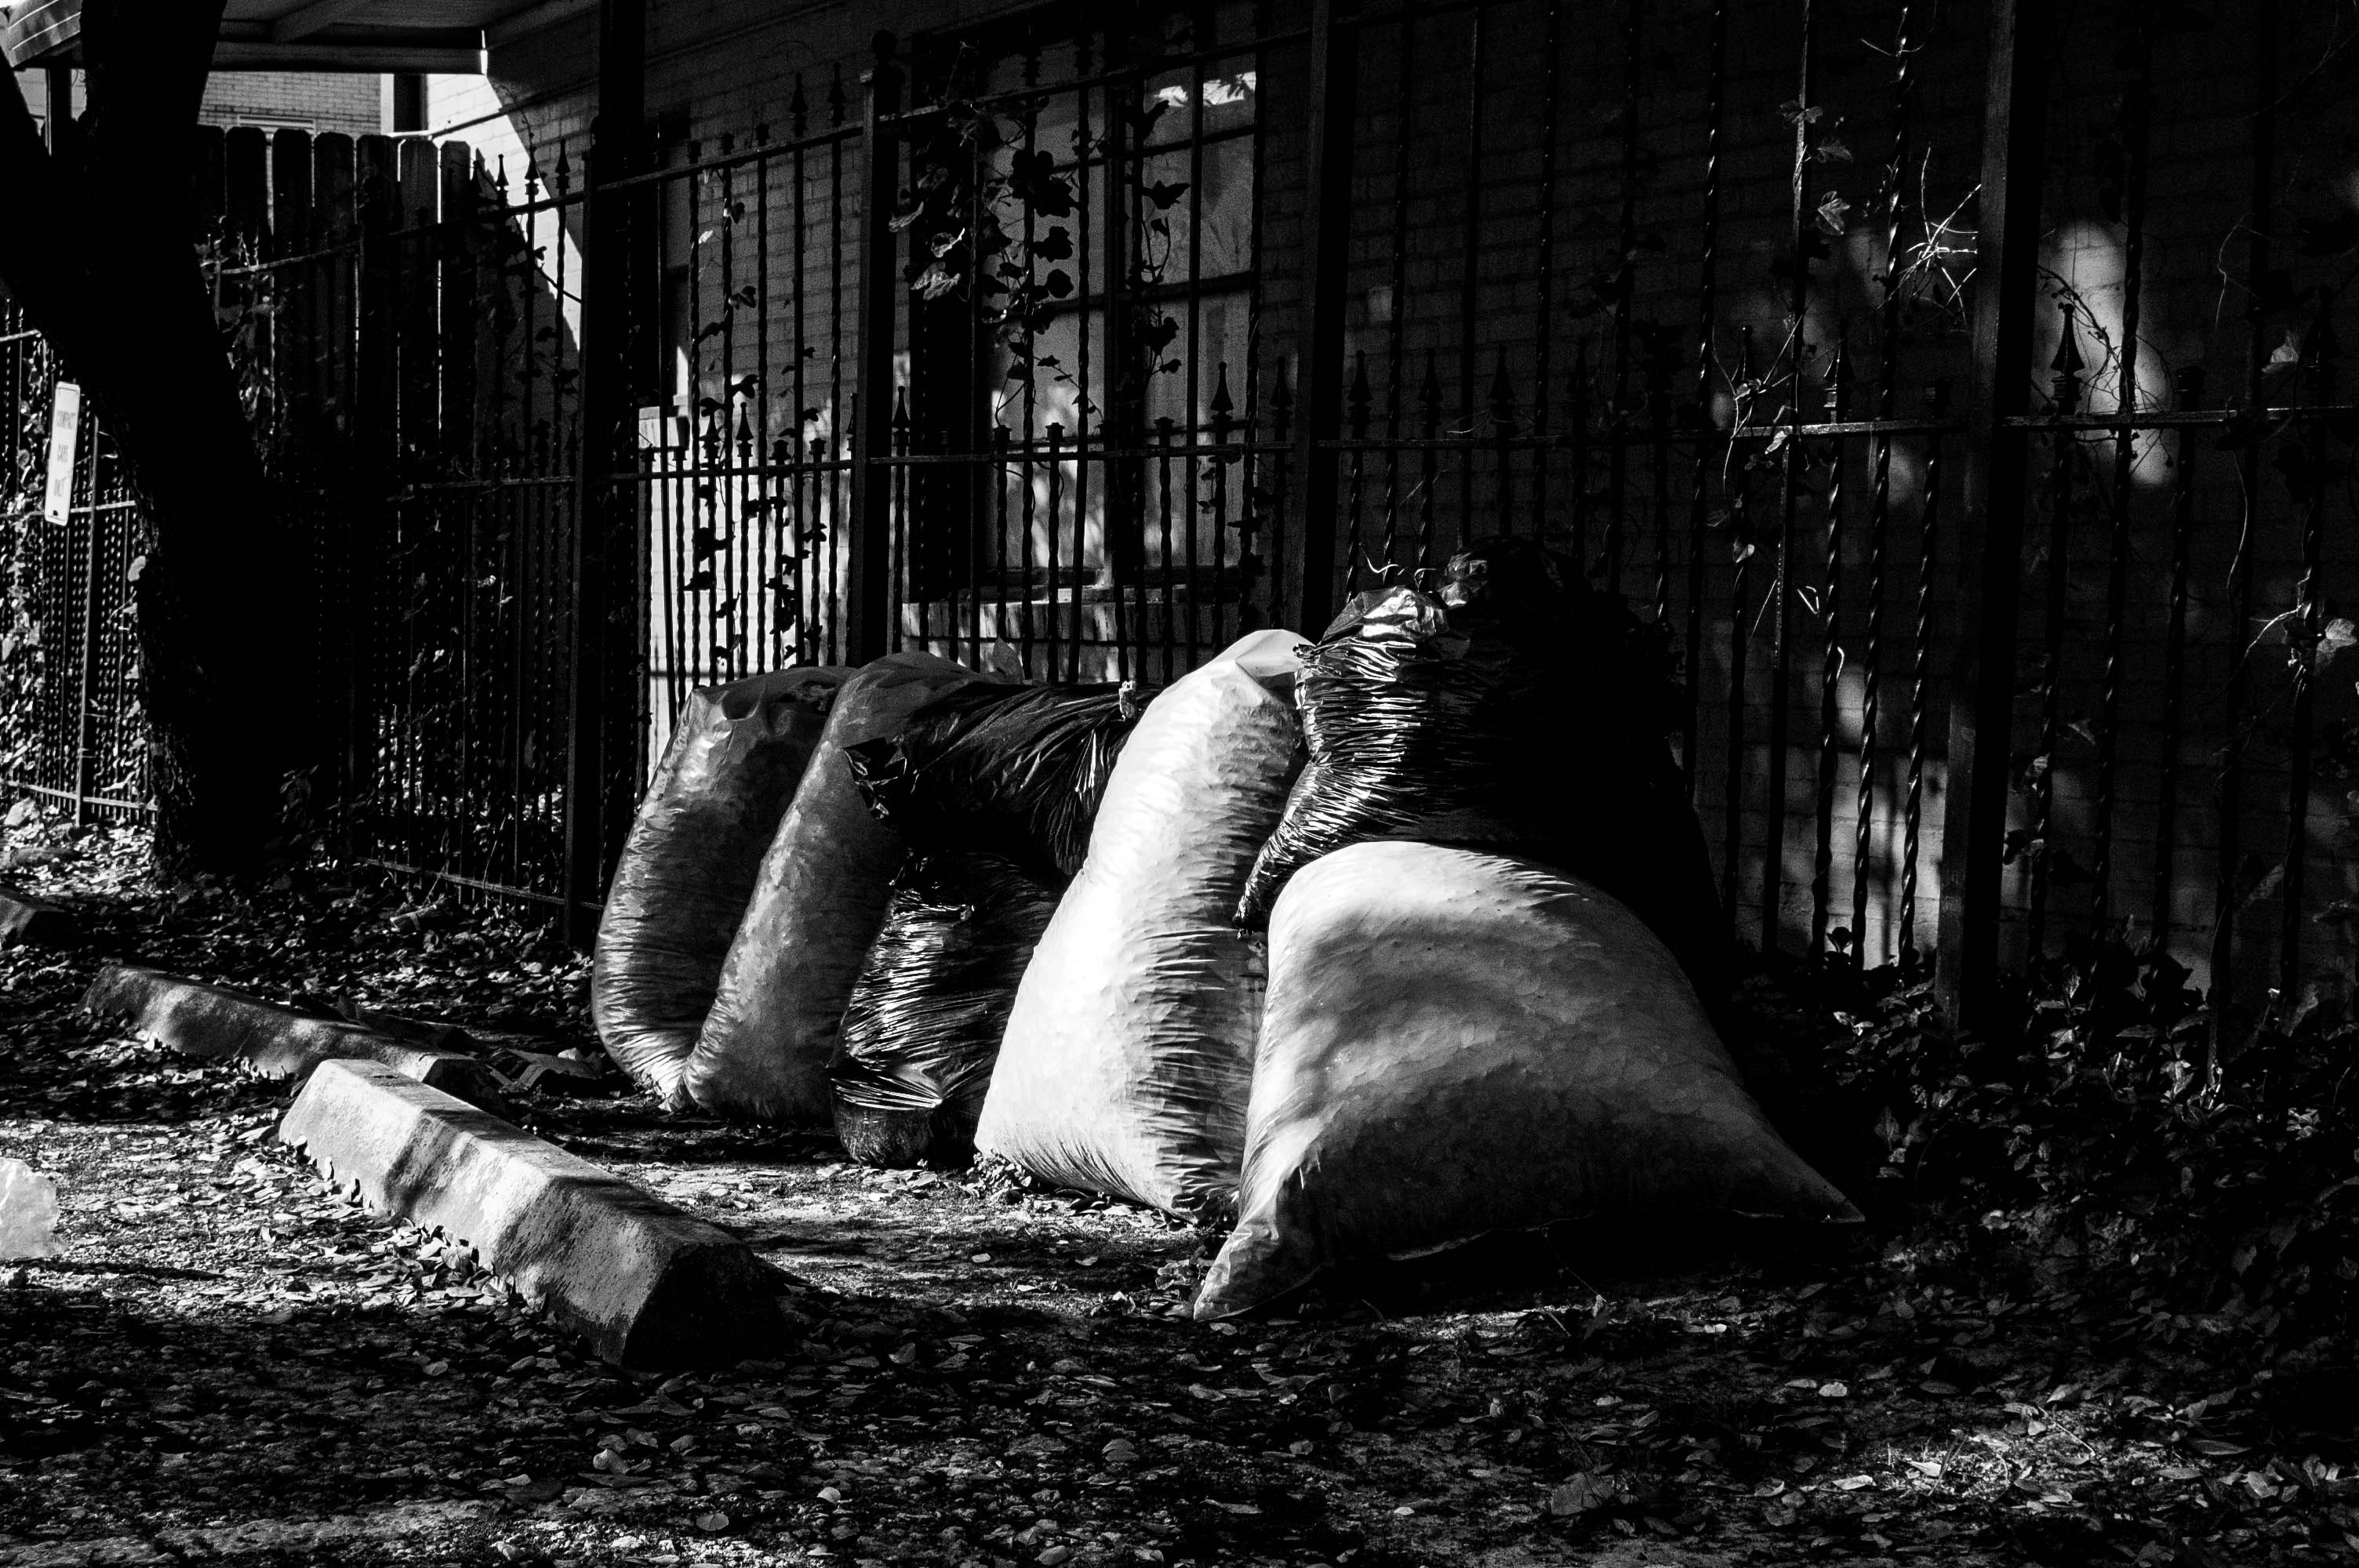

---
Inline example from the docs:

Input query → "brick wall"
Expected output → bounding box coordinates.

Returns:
[198,71,383,137]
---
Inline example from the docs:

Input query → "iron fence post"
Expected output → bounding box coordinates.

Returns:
[848,32,903,666]
[563,0,648,946]
[69,501,99,827]
[1292,0,1361,635]
[1936,0,2052,1029]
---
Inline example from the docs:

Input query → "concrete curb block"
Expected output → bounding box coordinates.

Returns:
[0,881,74,947]
[280,1060,805,1367]
[83,962,505,1106]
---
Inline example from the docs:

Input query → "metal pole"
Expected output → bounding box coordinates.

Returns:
[1936,0,2052,1028]
[562,0,648,946]
[846,31,902,666]
[1292,0,1361,634]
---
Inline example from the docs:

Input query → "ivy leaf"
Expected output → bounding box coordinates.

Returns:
[912,263,963,302]
[1034,226,1074,262]
[1143,180,1191,212]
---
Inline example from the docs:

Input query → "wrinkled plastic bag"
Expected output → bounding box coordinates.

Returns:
[687,652,1012,1123]
[1196,842,1859,1318]
[0,1158,59,1261]
[976,630,1309,1218]
[593,666,847,1106]
[831,851,1062,1168]
[846,681,1150,882]
[1234,536,1726,1000]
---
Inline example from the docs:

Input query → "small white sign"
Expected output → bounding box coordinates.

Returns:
[41,381,81,526]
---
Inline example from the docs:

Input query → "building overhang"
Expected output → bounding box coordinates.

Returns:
[0,0,596,74]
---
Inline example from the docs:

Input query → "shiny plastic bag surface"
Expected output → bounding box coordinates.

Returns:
[976,630,1309,1218]
[831,851,1060,1168]
[846,681,1150,882]
[592,667,847,1106]
[686,652,1010,1122]
[1197,842,1859,1318]
[1233,537,1726,1000]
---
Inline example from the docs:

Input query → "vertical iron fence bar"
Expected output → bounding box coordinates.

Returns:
[1901,383,1949,960]
[1209,366,1234,645]
[994,423,1013,666]
[1103,44,1135,683]
[2212,1,2274,1051]
[828,69,849,663]
[1073,49,1095,680]
[1763,0,1817,954]
[2152,367,2204,942]
[2026,307,2085,960]
[892,389,911,654]
[1266,360,1293,632]
[1381,13,1415,564]
[1343,354,1371,586]
[1725,327,1756,922]
[1648,349,1671,628]
[755,132,776,670]
[2280,304,2339,996]
[1295,0,1361,633]
[1416,354,1441,568]
[1069,55,1095,682]
[1938,0,2054,1025]
[2089,13,2153,927]
[722,136,745,678]
[1454,5,1486,540]
[791,81,813,659]
[1158,416,1178,677]
[1811,341,1847,958]
[1021,419,1038,676]
[1045,423,1067,677]
[1604,0,1641,591]
[1682,0,1729,800]
[1490,354,1514,534]
[1567,343,1590,565]
[1528,0,1564,536]
[1857,2,1919,967]
[849,33,902,665]
[565,0,646,937]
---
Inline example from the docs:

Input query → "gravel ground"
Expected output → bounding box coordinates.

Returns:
[0,822,2350,1567]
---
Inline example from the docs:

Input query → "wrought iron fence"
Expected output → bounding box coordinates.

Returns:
[2,0,2352,1035]
[0,305,150,823]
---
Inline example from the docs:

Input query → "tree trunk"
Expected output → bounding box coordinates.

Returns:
[0,1,310,880]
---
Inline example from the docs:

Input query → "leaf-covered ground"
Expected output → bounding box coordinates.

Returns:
[0,821,2353,1567]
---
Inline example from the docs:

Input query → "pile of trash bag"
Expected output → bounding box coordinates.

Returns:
[588,579,1849,1308]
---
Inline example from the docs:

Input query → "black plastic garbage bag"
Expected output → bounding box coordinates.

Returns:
[846,682,1151,882]
[1233,536,1727,1000]
[592,667,847,1107]
[1195,841,1859,1319]
[831,851,1061,1167]
[686,652,1012,1123]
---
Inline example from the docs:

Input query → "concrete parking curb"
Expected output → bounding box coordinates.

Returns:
[279,1060,807,1367]
[82,962,505,1106]
[0,881,75,947]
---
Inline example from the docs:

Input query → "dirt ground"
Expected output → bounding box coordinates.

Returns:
[0,822,2350,1567]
